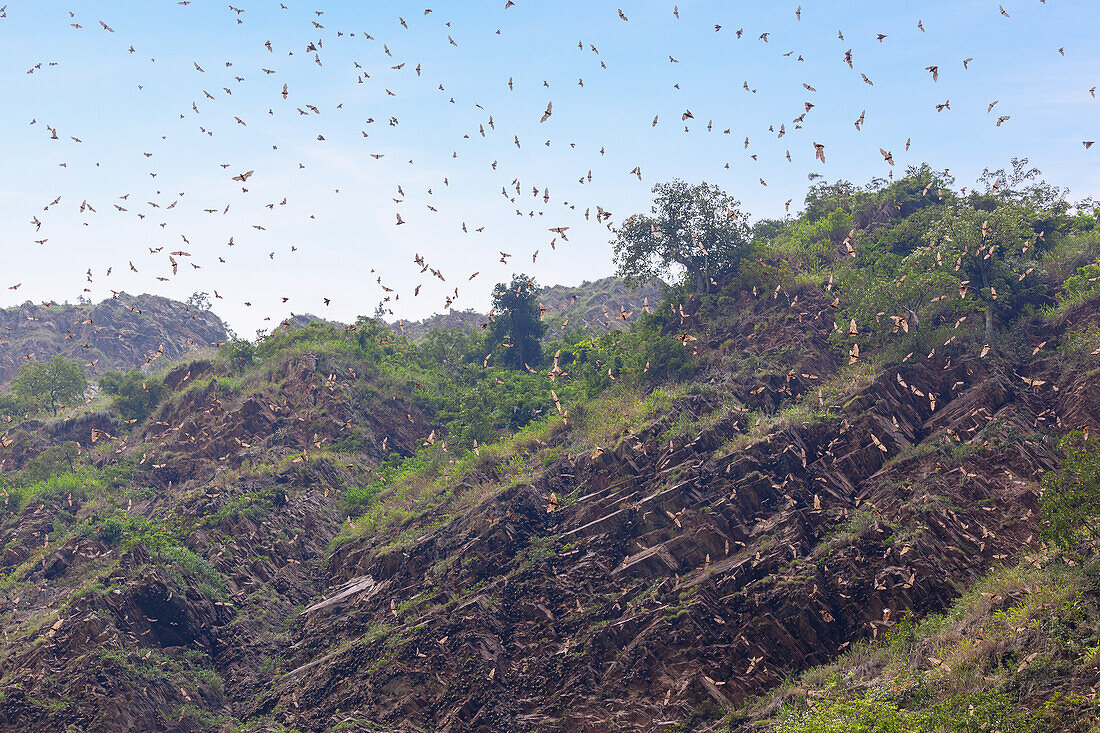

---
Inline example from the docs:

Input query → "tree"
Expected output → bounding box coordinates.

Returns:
[187,291,212,311]
[801,176,857,223]
[22,441,81,482]
[11,355,87,416]
[1041,431,1100,549]
[99,370,166,422]
[835,241,966,349]
[924,202,1035,338]
[220,338,256,373]
[856,164,954,229]
[612,179,752,294]
[487,274,545,370]
[418,326,482,376]
[773,206,854,274]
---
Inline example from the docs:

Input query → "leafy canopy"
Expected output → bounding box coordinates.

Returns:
[612,179,752,293]
[923,202,1038,337]
[99,370,166,422]
[11,355,87,416]
[487,273,546,371]
[1041,431,1100,549]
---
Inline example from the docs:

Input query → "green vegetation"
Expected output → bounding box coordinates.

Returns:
[733,559,1100,733]
[167,160,1100,565]
[0,160,1097,732]
[486,273,546,370]
[613,178,753,294]
[333,414,563,549]
[2,470,100,514]
[19,441,81,482]
[10,355,87,416]
[98,370,166,422]
[1041,431,1100,550]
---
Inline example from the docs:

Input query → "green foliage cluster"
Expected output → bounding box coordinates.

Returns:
[743,161,1099,361]
[2,470,98,514]
[765,689,1045,733]
[201,486,287,526]
[1059,262,1100,310]
[1040,431,1100,549]
[211,291,691,460]
[10,355,87,416]
[613,178,754,294]
[19,441,81,483]
[487,273,546,370]
[98,370,166,422]
[0,449,134,512]
[221,338,257,373]
[88,510,225,596]
[335,415,561,546]
[608,161,1100,404]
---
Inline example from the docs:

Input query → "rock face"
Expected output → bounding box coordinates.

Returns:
[0,293,227,386]
[0,292,1094,732]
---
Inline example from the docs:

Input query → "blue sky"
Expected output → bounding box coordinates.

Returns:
[0,0,1096,335]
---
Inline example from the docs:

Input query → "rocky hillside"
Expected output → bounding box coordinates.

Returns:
[1,170,1098,732]
[246,294,1094,732]
[0,281,1095,731]
[0,294,227,386]
[730,556,1100,732]
[391,276,663,340]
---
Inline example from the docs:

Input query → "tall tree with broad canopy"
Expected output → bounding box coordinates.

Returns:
[11,355,87,416]
[487,273,546,371]
[612,179,752,294]
[924,202,1038,338]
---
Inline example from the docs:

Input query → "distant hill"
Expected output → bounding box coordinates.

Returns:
[271,312,346,333]
[0,293,227,385]
[391,276,664,340]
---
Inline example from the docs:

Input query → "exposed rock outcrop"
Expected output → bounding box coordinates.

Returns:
[0,293,227,386]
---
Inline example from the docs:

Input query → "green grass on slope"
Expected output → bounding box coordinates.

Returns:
[731,557,1100,733]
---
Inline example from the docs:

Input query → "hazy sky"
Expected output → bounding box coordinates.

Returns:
[0,0,1096,335]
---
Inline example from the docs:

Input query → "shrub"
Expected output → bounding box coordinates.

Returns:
[342,484,383,515]
[1059,262,1100,309]
[219,338,256,373]
[1041,431,1100,549]
[97,516,123,544]
[8,471,97,512]
[99,370,166,422]
[20,441,81,483]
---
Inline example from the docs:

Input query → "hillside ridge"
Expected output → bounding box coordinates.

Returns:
[390,276,663,340]
[0,293,227,387]
[0,169,1098,731]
